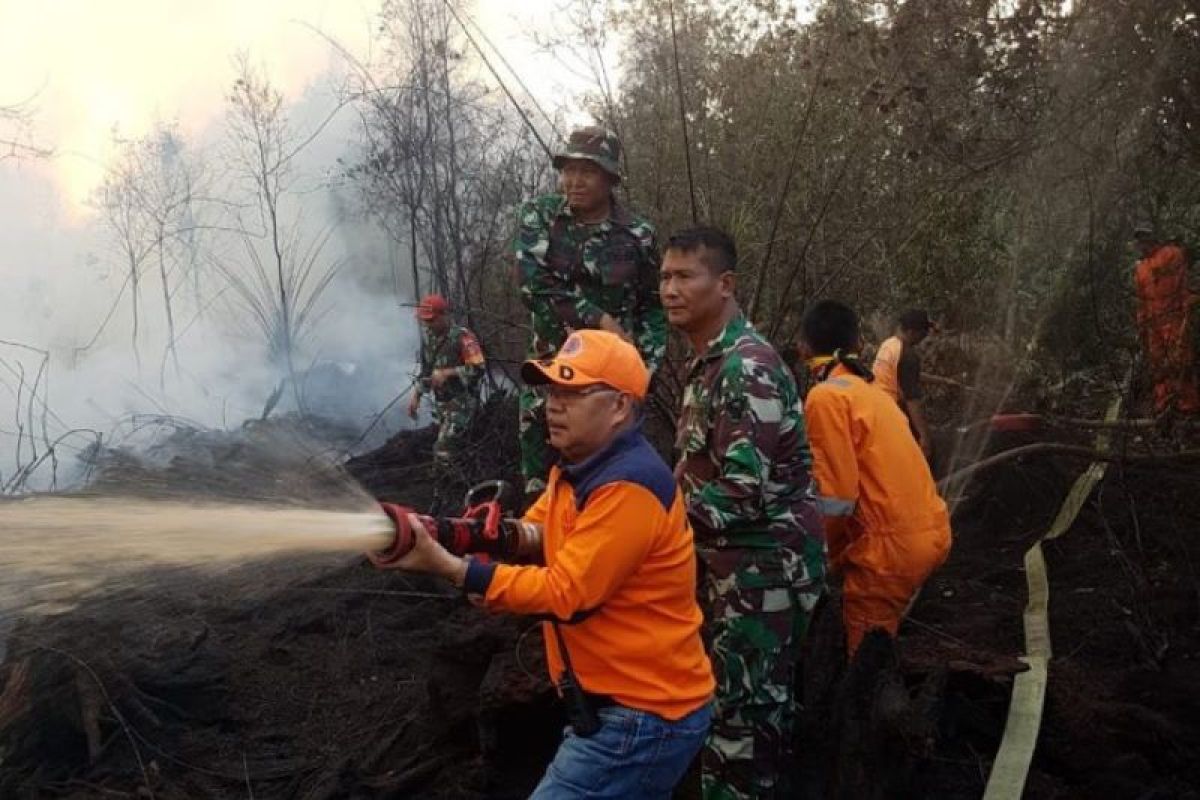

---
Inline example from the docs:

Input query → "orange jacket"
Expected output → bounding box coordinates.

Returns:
[872,336,903,402]
[804,364,950,571]
[463,426,714,720]
[1135,244,1194,331]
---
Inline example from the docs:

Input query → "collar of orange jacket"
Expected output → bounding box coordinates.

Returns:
[806,354,836,373]
[808,353,874,382]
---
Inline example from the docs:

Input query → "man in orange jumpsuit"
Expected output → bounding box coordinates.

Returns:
[1133,223,1199,415]
[800,300,952,655]
[872,309,936,459]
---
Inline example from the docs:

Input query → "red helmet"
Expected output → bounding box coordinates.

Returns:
[416,294,449,321]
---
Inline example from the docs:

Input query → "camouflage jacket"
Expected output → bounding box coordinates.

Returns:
[512,193,666,372]
[675,313,825,586]
[416,323,485,404]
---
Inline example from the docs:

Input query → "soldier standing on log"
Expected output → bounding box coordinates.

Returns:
[512,126,666,505]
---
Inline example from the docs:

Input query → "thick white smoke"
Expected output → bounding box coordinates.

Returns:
[0,68,420,494]
[0,1,615,494]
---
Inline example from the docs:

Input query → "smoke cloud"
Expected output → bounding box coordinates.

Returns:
[0,66,420,494]
[0,2,612,493]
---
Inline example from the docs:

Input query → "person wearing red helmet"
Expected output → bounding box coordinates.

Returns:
[408,294,486,467]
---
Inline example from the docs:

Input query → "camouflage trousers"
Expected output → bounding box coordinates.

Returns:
[517,387,558,495]
[701,570,820,800]
[433,396,476,468]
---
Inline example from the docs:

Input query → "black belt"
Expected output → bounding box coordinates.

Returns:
[580,690,617,710]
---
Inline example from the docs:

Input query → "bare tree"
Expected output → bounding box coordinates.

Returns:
[219,56,344,412]
[0,340,100,495]
[0,90,52,162]
[93,125,206,381]
[345,0,552,373]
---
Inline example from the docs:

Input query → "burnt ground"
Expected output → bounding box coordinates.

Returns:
[1,394,1199,799]
[882,422,1200,800]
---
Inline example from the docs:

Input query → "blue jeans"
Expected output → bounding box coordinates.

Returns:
[530,702,712,799]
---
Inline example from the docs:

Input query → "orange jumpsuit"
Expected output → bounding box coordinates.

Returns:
[804,363,952,654]
[1135,244,1199,414]
[871,336,904,402]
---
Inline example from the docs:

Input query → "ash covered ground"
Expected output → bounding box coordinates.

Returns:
[1,393,1198,799]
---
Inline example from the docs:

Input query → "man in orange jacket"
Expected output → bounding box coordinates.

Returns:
[1133,222,1199,415]
[381,329,714,799]
[800,300,952,655]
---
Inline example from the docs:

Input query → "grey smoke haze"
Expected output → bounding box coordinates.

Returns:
[0,2,615,493]
[0,65,421,493]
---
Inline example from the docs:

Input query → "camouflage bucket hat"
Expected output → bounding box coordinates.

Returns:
[552,126,622,181]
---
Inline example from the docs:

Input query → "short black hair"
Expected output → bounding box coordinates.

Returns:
[802,300,860,355]
[664,226,737,274]
[898,309,933,333]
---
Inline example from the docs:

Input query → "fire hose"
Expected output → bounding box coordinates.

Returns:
[367,480,542,567]
[366,480,602,736]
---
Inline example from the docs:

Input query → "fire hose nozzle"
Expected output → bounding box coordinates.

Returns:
[367,483,543,569]
[367,502,420,567]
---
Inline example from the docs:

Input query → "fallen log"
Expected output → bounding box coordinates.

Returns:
[1042,415,1200,431]
[940,443,1200,490]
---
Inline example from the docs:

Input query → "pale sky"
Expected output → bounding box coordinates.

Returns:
[0,0,609,218]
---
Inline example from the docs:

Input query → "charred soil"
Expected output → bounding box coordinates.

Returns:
[1,397,1199,798]
[873,427,1200,799]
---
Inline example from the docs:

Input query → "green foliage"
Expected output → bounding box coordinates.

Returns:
[331,0,1200,413]
[600,0,1200,391]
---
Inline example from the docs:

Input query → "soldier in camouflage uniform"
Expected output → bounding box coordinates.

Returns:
[511,126,666,499]
[407,294,486,468]
[662,227,826,799]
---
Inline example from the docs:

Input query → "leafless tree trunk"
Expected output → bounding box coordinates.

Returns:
[219,56,346,416]
[92,126,211,384]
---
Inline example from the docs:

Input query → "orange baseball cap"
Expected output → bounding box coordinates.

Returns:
[416,294,449,320]
[521,330,650,400]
